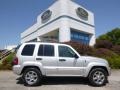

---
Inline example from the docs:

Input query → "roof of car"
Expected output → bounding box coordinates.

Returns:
[23,42,68,46]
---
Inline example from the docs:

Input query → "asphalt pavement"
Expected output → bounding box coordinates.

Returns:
[0,70,120,90]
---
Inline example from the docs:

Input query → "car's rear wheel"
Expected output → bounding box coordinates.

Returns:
[88,68,108,86]
[23,68,42,86]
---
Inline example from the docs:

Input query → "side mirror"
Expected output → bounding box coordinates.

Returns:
[74,54,79,59]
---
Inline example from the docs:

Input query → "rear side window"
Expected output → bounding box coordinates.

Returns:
[38,45,54,56]
[21,44,35,56]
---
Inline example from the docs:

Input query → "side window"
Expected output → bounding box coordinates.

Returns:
[44,45,54,56]
[38,45,54,56]
[38,45,44,56]
[59,46,76,58]
[21,44,35,56]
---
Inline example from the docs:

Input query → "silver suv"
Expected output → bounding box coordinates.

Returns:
[13,42,111,86]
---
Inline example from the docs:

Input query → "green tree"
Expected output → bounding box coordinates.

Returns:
[97,28,120,45]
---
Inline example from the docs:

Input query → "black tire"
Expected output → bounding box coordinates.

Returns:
[88,68,108,87]
[22,68,42,86]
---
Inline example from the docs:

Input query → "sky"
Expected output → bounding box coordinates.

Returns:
[0,0,120,49]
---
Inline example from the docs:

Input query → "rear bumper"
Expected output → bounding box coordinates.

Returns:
[13,65,22,75]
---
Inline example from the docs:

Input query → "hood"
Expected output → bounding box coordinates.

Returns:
[81,56,108,64]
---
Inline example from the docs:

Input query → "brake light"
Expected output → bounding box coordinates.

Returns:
[13,57,18,65]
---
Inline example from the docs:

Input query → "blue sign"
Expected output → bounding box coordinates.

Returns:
[76,7,88,20]
[41,10,52,23]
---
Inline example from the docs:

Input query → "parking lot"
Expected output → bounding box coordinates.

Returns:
[0,70,120,90]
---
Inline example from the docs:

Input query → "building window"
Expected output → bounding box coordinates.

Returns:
[71,29,90,45]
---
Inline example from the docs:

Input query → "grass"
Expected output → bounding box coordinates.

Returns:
[0,52,2,64]
[0,61,2,65]
[0,53,15,70]
[5,53,15,64]
[105,56,120,69]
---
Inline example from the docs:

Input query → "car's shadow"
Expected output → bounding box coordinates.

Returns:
[16,76,90,86]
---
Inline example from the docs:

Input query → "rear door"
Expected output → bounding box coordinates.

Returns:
[35,44,58,76]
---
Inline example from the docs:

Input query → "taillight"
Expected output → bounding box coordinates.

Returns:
[12,57,18,65]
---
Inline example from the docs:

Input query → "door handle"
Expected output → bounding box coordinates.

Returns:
[59,59,66,61]
[36,58,42,60]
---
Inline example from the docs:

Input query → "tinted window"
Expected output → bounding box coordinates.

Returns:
[59,46,76,57]
[38,45,44,56]
[38,45,54,56]
[21,44,35,56]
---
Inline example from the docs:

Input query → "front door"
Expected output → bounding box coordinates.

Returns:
[57,45,84,76]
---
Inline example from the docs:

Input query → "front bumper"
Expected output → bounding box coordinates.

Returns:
[107,66,111,76]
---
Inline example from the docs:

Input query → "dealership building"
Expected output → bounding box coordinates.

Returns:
[21,0,95,46]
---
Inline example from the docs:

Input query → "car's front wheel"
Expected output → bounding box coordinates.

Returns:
[22,68,42,86]
[88,68,108,86]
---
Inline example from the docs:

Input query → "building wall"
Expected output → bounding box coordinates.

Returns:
[21,0,61,43]
[21,0,95,46]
